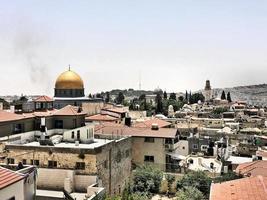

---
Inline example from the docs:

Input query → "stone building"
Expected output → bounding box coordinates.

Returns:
[95,123,179,171]
[3,126,132,196]
[203,80,213,102]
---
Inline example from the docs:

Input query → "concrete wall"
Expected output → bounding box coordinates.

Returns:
[82,102,105,116]
[132,137,166,170]
[0,180,24,200]
[64,125,94,143]
[0,118,35,137]
[37,168,97,192]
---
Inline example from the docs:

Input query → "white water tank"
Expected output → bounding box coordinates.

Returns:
[64,178,72,193]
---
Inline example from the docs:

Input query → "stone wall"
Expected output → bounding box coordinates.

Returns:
[132,137,166,170]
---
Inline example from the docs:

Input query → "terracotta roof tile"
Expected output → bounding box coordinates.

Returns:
[210,176,267,200]
[95,123,177,138]
[0,111,33,122]
[85,114,118,122]
[53,105,86,116]
[34,95,53,102]
[0,167,25,190]
[133,118,171,128]
[236,160,267,177]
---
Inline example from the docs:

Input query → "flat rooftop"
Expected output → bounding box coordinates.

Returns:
[22,138,113,149]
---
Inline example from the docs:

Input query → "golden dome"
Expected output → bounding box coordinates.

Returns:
[55,69,84,89]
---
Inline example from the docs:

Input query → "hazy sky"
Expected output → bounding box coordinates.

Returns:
[1,0,267,96]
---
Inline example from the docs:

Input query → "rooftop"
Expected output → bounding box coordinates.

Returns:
[86,114,118,122]
[34,95,53,102]
[21,138,113,149]
[133,118,171,128]
[236,160,267,177]
[210,176,267,200]
[0,167,25,190]
[95,123,178,138]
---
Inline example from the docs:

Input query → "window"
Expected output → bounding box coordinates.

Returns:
[104,160,108,169]
[76,162,85,170]
[165,138,173,144]
[13,124,24,134]
[31,160,39,166]
[7,158,14,164]
[125,149,130,158]
[71,131,75,139]
[192,144,198,149]
[87,129,89,139]
[48,160,57,168]
[55,120,63,129]
[144,137,154,143]
[22,159,27,165]
[144,155,154,162]
[77,130,80,140]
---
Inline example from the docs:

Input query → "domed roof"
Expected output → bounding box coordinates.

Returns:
[55,69,84,89]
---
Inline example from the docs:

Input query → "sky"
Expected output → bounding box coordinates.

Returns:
[1,0,267,96]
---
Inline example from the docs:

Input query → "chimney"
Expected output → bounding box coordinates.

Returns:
[151,123,159,130]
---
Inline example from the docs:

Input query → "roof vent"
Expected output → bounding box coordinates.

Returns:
[151,123,159,130]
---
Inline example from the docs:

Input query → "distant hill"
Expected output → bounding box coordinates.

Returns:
[212,84,267,106]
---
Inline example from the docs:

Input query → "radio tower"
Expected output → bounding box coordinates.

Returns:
[139,71,142,90]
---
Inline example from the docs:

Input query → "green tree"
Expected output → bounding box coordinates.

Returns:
[212,107,228,115]
[105,92,110,103]
[221,90,226,100]
[214,171,242,183]
[163,91,168,99]
[116,92,125,104]
[189,93,205,104]
[169,93,176,100]
[185,90,188,102]
[178,96,184,102]
[166,174,175,193]
[155,93,163,114]
[227,92,232,102]
[133,165,163,194]
[176,171,212,197]
[176,186,204,200]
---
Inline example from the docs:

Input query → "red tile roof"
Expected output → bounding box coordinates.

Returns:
[34,95,53,102]
[210,176,267,200]
[236,160,267,177]
[53,105,86,116]
[133,118,171,128]
[257,150,267,158]
[95,123,177,138]
[101,107,127,114]
[85,114,118,122]
[0,167,25,190]
[0,111,33,122]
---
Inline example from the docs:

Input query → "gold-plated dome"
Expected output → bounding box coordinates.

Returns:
[55,69,84,89]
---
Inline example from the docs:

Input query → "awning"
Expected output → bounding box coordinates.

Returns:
[166,152,186,160]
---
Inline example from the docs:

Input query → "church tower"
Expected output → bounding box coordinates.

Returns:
[203,80,212,102]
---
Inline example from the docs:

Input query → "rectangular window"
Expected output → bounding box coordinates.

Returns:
[77,130,80,140]
[55,120,63,129]
[192,144,198,149]
[31,159,39,166]
[144,137,154,143]
[22,159,27,165]
[7,158,15,164]
[125,150,130,158]
[76,162,85,170]
[104,160,108,169]
[13,124,24,134]
[48,160,57,168]
[87,129,89,139]
[144,155,154,162]
[71,131,75,139]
